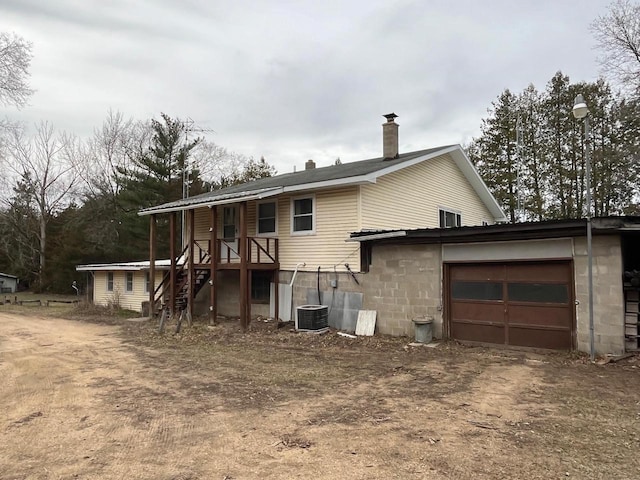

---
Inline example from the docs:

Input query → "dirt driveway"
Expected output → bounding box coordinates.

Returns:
[1,311,639,480]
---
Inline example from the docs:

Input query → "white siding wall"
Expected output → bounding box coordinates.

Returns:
[192,188,360,271]
[277,188,359,271]
[93,271,162,312]
[360,153,494,229]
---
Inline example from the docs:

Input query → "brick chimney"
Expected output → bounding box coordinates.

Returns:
[382,113,399,159]
[305,159,316,170]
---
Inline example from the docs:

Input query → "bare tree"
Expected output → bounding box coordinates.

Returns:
[74,109,140,199]
[591,0,640,93]
[4,122,77,289]
[0,32,34,108]
[190,140,248,188]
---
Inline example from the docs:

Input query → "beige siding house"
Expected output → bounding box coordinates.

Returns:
[137,114,506,324]
[76,261,168,312]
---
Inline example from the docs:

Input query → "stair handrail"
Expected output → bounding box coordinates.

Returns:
[153,244,189,307]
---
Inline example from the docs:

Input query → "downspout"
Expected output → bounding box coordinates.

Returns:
[289,263,306,287]
[289,263,305,325]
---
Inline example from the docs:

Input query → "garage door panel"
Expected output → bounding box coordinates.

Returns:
[508,305,572,328]
[451,302,505,323]
[506,263,570,282]
[451,321,505,345]
[508,326,572,350]
[451,264,505,281]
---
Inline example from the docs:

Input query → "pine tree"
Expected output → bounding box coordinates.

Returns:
[114,113,203,260]
[468,89,519,222]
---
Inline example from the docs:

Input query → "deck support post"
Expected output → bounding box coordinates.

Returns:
[187,209,195,319]
[209,206,218,324]
[274,239,279,322]
[169,211,177,316]
[239,202,249,329]
[149,214,157,318]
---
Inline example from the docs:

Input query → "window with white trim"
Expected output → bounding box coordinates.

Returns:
[144,272,150,293]
[125,272,134,293]
[107,272,114,292]
[291,196,315,234]
[257,201,277,235]
[439,208,461,228]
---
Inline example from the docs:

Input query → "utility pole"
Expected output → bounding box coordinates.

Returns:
[181,117,215,247]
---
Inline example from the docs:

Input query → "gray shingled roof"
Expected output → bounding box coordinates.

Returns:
[139,146,454,215]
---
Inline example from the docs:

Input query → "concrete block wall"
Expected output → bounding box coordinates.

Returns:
[280,247,442,339]
[360,244,442,338]
[573,235,625,355]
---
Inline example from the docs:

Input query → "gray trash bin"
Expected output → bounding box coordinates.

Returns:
[412,316,434,343]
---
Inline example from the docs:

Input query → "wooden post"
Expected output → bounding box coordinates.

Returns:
[247,269,252,324]
[239,202,248,329]
[209,206,218,324]
[274,269,279,323]
[273,238,280,325]
[169,211,177,316]
[187,209,195,318]
[149,214,157,318]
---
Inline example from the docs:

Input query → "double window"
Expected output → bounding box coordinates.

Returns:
[439,208,461,228]
[291,196,315,234]
[257,201,277,235]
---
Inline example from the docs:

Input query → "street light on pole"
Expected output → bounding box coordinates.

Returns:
[572,93,595,362]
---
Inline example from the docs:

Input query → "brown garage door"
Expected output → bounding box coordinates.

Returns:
[448,262,574,350]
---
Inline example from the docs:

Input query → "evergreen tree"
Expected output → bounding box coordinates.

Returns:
[468,89,519,222]
[518,84,548,221]
[470,72,640,221]
[0,174,40,285]
[114,113,203,260]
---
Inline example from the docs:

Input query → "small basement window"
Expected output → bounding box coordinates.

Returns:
[251,271,271,303]
[439,208,461,228]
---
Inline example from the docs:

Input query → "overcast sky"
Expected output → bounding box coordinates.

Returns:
[2,0,613,173]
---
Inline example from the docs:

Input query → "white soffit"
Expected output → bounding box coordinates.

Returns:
[442,238,573,262]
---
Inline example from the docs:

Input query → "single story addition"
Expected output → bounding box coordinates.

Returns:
[76,260,173,312]
[350,217,640,355]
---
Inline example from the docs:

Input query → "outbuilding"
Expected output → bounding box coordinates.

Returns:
[351,217,640,355]
[0,273,19,294]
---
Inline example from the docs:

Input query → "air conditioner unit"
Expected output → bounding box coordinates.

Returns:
[296,305,329,332]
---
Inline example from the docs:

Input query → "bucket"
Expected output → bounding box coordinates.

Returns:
[412,316,434,344]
